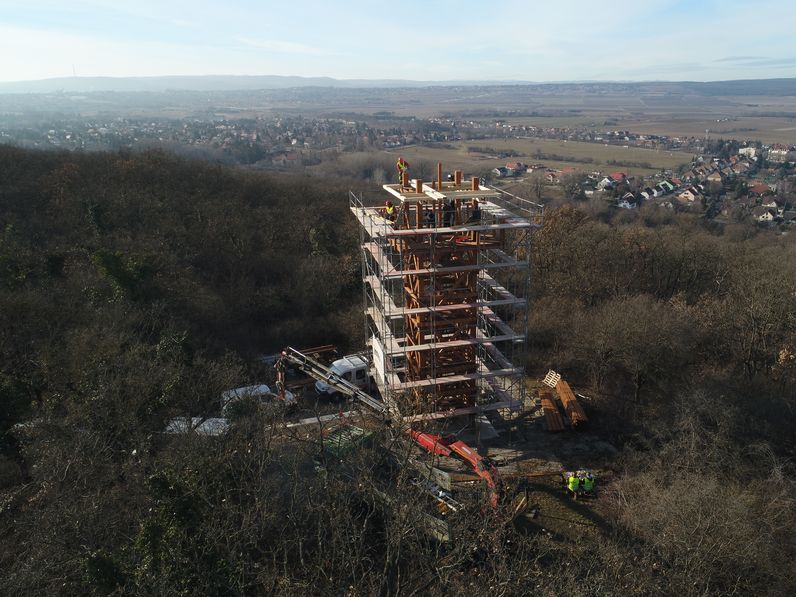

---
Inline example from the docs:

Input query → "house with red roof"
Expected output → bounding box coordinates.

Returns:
[749,182,771,196]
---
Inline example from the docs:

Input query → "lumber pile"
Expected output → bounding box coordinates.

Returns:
[539,389,565,432]
[556,380,588,427]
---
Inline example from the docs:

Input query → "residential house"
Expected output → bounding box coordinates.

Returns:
[752,206,776,222]
[706,171,723,185]
[640,187,655,200]
[676,187,702,203]
[609,171,627,182]
[596,176,614,190]
[738,147,757,158]
[761,197,782,214]
[505,161,526,176]
[766,144,796,164]
[492,166,510,178]
[657,180,675,194]
[748,182,771,196]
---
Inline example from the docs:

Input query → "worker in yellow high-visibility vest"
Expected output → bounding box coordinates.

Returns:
[383,200,396,222]
[396,156,409,184]
[582,473,595,496]
[567,473,580,499]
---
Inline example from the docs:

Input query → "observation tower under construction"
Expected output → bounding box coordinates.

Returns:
[350,164,542,420]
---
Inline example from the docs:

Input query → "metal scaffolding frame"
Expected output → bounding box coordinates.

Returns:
[350,170,542,420]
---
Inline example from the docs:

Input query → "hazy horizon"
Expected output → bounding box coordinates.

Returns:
[2,0,795,84]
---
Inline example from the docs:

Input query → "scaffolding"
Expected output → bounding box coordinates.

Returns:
[350,166,542,420]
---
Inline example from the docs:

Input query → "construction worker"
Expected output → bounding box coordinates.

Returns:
[396,156,409,184]
[582,472,595,496]
[383,200,396,222]
[424,206,436,228]
[466,199,481,224]
[567,472,580,499]
[442,199,455,227]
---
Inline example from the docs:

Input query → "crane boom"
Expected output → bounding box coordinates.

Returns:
[277,346,388,415]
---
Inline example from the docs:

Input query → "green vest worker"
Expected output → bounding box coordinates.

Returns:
[567,474,580,495]
[582,475,594,493]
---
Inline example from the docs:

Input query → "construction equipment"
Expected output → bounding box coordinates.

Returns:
[276,346,507,509]
[408,429,502,509]
[275,346,387,415]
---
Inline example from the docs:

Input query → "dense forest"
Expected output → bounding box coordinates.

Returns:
[0,145,794,595]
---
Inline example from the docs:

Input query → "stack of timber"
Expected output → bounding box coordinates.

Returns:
[556,380,588,427]
[539,389,565,432]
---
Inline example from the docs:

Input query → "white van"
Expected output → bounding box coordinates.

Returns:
[221,384,296,415]
[315,354,369,397]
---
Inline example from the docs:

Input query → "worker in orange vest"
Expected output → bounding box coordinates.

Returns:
[396,156,409,184]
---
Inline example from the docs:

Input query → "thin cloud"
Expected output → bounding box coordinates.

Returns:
[236,37,332,56]
[714,56,768,63]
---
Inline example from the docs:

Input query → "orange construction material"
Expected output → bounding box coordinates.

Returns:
[540,389,565,432]
[556,380,588,427]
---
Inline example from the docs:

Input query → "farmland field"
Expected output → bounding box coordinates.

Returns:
[341,137,694,178]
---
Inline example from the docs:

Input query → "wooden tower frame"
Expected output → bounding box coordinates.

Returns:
[351,166,542,418]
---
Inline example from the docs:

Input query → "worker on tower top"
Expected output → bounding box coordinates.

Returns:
[396,156,409,184]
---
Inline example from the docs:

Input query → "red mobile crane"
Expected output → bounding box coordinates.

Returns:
[409,430,502,509]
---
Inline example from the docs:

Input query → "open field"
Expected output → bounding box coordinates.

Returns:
[604,114,796,145]
[340,137,694,178]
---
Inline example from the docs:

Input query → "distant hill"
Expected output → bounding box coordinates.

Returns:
[0,75,512,94]
[0,75,795,95]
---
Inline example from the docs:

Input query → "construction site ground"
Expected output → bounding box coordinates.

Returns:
[270,370,617,546]
[474,397,617,544]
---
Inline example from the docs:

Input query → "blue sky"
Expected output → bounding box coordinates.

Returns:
[1,0,794,82]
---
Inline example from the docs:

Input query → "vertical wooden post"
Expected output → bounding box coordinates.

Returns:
[472,176,480,190]
[402,171,409,188]
[454,198,461,225]
[415,201,422,229]
[415,179,423,193]
[454,170,462,186]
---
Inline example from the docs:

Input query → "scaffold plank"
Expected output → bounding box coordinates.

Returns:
[401,398,521,423]
[363,240,526,278]
[393,367,522,390]
[381,332,522,356]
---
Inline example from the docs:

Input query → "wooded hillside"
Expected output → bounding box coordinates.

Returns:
[0,146,793,595]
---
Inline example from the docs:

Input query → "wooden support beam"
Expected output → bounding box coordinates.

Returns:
[540,389,565,432]
[556,380,588,426]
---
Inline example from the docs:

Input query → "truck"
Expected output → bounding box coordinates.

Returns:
[314,353,369,397]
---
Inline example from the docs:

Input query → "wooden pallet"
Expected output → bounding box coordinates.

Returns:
[556,380,588,427]
[539,389,565,432]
